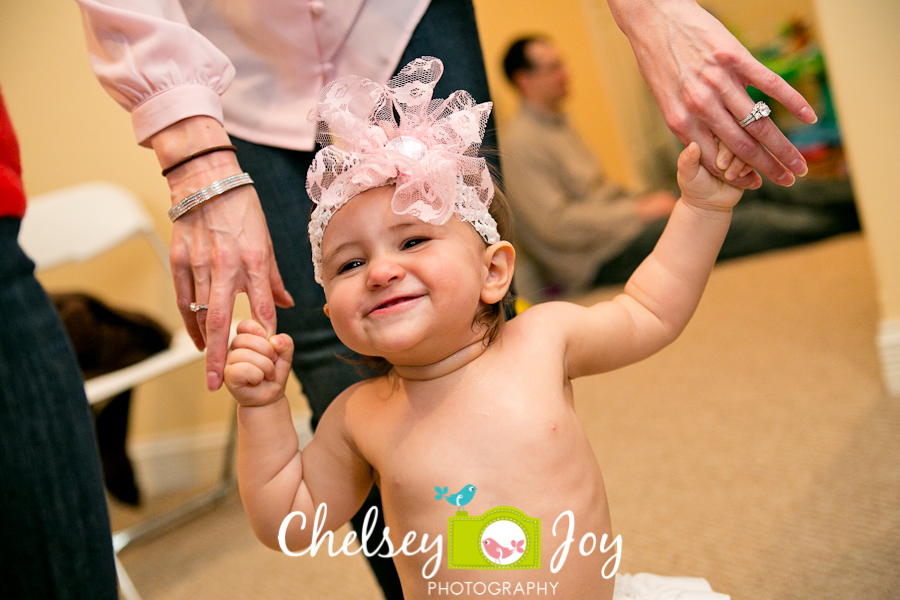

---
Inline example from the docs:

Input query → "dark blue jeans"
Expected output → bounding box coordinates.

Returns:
[0,218,118,599]
[231,1,495,597]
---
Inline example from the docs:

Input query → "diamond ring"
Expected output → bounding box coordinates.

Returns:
[189,302,209,313]
[737,101,771,128]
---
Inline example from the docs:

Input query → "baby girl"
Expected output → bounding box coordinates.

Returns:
[224,58,735,599]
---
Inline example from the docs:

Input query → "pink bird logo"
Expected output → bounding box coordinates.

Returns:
[482,538,525,563]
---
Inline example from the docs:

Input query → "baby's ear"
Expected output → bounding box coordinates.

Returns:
[481,241,515,305]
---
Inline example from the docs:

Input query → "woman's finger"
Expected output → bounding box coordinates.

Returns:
[247,265,278,338]
[712,95,794,186]
[741,57,817,124]
[192,264,212,346]
[268,247,294,310]
[172,255,205,350]
[716,66,807,182]
[203,280,237,391]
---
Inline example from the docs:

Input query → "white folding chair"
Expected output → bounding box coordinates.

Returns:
[19,182,237,600]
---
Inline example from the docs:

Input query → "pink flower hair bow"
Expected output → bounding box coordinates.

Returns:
[307,57,499,284]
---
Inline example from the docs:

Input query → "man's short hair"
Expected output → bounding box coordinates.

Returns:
[502,35,549,84]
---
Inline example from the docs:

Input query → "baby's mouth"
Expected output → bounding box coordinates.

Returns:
[371,295,421,313]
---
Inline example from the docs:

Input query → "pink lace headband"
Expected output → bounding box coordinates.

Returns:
[306,56,500,284]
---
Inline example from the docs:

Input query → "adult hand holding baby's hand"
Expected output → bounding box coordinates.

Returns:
[609,0,814,189]
[153,117,294,394]
[676,142,743,213]
[224,319,294,408]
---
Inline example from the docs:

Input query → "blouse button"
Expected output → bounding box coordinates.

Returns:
[309,1,324,17]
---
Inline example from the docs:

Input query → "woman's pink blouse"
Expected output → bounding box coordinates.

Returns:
[76,0,430,150]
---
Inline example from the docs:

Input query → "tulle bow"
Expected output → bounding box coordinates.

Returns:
[307,57,499,284]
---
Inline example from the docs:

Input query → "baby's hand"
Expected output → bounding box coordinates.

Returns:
[224,319,294,407]
[677,142,743,212]
[714,139,755,183]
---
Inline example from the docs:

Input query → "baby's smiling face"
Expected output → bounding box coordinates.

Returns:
[319,185,493,366]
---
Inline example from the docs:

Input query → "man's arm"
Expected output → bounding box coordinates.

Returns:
[607,0,815,189]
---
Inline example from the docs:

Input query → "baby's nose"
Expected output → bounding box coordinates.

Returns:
[366,256,405,289]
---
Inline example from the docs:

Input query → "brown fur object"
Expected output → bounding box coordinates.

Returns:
[52,292,171,505]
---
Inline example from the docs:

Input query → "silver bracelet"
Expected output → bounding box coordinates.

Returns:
[168,173,254,222]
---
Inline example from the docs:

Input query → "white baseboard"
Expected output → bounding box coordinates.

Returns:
[877,319,900,397]
[128,416,313,499]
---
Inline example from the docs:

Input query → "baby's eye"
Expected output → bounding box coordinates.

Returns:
[337,259,364,274]
[403,237,430,250]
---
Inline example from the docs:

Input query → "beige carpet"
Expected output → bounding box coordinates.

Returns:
[109,233,900,599]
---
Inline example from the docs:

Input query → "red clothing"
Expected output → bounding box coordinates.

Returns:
[0,87,27,219]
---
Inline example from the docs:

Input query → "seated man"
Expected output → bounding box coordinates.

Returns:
[499,36,858,299]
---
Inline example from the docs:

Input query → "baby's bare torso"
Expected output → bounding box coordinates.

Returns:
[342,324,617,599]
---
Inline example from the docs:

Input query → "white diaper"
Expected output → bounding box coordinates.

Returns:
[613,573,730,600]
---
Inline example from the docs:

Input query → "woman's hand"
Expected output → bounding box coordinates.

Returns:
[153,117,293,391]
[608,0,816,189]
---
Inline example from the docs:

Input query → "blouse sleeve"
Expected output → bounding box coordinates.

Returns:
[75,0,236,146]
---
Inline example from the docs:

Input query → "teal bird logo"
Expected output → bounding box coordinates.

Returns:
[435,484,477,508]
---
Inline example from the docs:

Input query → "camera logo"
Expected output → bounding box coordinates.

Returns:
[445,507,541,570]
[435,484,540,570]
[448,506,540,570]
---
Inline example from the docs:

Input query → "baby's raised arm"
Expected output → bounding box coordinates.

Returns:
[224,320,372,550]
[554,142,742,378]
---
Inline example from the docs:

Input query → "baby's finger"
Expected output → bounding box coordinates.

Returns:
[724,156,747,181]
[224,361,267,388]
[716,143,735,172]
[677,142,702,179]
[236,318,268,337]
[270,333,295,382]
[226,347,277,381]
[229,331,278,359]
